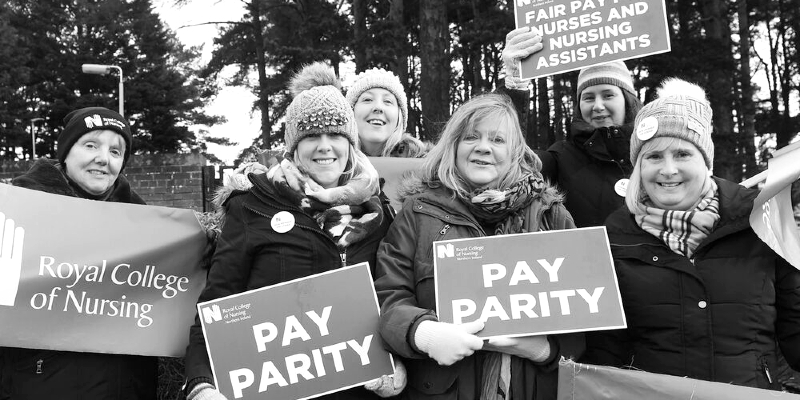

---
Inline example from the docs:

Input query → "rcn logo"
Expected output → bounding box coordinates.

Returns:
[201,304,222,324]
[436,243,454,259]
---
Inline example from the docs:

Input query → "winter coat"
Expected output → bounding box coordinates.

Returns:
[1,159,155,400]
[582,177,800,391]
[536,117,635,228]
[184,173,393,400]
[502,85,638,228]
[374,177,581,400]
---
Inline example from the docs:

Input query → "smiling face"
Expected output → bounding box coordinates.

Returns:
[353,88,400,156]
[455,116,512,190]
[295,133,350,189]
[580,84,626,128]
[640,137,708,210]
[64,130,126,195]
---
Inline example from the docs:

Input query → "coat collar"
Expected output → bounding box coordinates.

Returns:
[11,158,144,204]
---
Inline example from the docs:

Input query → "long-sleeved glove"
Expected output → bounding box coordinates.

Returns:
[483,335,551,362]
[364,357,408,397]
[187,383,229,400]
[414,320,485,366]
[502,27,543,90]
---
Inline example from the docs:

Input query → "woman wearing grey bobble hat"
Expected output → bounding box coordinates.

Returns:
[1,107,155,399]
[183,62,399,400]
[581,78,800,392]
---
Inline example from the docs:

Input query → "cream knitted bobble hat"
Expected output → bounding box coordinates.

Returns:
[345,68,408,134]
[284,62,358,156]
[629,77,714,169]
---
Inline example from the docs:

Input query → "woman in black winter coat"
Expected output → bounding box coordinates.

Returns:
[183,63,398,400]
[582,78,800,391]
[501,28,642,228]
[1,107,156,400]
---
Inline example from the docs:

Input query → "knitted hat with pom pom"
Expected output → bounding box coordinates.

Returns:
[284,62,357,156]
[630,77,714,169]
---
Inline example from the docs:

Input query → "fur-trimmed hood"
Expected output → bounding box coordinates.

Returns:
[389,134,431,158]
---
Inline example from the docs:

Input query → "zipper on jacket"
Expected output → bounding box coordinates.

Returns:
[439,224,451,235]
[761,358,773,384]
[340,251,347,267]
[36,359,43,374]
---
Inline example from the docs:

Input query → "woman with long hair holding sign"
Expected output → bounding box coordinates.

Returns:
[1,107,155,399]
[582,78,800,391]
[183,63,400,400]
[374,93,579,400]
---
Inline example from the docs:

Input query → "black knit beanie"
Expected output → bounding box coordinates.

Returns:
[58,107,132,167]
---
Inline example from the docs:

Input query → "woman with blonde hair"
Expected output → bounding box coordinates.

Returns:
[345,68,427,158]
[374,93,580,400]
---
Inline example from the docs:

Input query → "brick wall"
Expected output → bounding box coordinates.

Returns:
[0,153,213,212]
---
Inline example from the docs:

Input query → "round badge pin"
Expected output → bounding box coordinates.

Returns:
[614,178,629,197]
[271,211,295,233]
[636,116,658,141]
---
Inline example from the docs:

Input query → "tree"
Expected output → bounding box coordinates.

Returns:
[0,0,221,161]
[418,0,449,141]
[202,0,351,161]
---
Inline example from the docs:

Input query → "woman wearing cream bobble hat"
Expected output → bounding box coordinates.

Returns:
[183,62,402,400]
[345,67,427,158]
[582,77,800,392]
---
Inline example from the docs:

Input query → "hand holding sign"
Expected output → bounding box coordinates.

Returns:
[414,320,485,366]
[364,358,407,397]
[503,27,544,77]
[484,335,551,362]
[0,212,24,307]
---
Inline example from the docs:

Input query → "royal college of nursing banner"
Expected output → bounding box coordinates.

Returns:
[557,360,800,400]
[749,141,800,270]
[0,183,207,357]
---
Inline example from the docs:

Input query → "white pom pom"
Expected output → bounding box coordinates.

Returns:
[657,78,708,103]
[289,62,341,97]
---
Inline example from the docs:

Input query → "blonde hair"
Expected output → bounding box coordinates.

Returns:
[420,93,541,199]
[625,136,710,214]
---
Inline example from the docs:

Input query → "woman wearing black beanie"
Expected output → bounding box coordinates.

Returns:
[1,106,155,399]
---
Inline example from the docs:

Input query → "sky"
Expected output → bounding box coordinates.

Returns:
[152,0,258,165]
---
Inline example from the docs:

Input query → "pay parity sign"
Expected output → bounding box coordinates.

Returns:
[434,227,625,338]
[199,263,393,400]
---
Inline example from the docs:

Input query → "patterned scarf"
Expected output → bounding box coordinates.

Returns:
[271,173,383,251]
[466,174,545,235]
[467,174,544,400]
[635,178,720,259]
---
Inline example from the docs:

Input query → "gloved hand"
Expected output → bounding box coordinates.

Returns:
[502,27,543,90]
[187,383,229,400]
[414,320,485,366]
[267,159,305,192]
[364,357,407,397]
[483,335,551,362]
